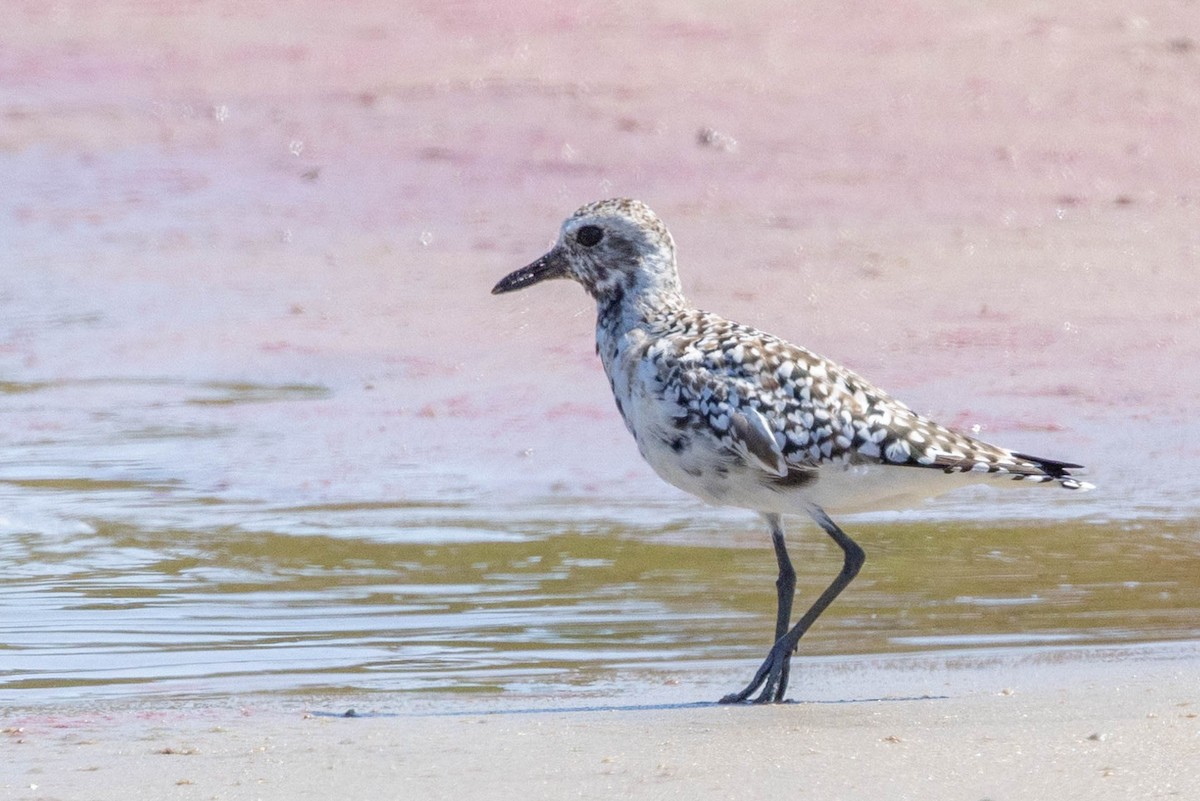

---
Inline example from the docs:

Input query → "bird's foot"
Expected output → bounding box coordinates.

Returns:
[718,640,792,704]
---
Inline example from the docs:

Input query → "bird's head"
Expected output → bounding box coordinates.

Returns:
[492,198,681,308]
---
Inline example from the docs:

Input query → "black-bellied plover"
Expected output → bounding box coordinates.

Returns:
[492,198,1092,704]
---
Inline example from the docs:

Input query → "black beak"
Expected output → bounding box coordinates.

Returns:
[491,248,570,295]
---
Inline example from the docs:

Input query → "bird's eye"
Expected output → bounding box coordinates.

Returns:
[576,225,603,247]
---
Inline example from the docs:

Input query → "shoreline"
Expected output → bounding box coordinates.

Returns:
[8,642,1199,800]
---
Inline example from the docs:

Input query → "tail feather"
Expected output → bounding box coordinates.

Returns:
[1011,452,1094,491]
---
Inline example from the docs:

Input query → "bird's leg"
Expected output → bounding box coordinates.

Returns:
[768,514,796,643]
[767,514,796,693]
[720,506,865,704]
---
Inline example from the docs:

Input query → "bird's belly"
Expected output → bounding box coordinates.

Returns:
[637,436,760,506]
[634,432,792,510]
[801,463,986,515]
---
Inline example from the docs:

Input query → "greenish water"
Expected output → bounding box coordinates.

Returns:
[1,376,1195,708]
[3,476,1197,704]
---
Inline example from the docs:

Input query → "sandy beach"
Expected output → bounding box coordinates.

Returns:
[9,644,1200,800]
[4,0,1200,798]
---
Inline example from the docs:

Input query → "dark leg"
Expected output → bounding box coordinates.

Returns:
[720,506,865,704]
[767,513,796,693]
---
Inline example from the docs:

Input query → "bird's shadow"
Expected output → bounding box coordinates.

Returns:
[308,694,948,720]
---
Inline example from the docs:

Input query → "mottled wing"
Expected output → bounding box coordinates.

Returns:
[657,312,1089,489]
[671,364,789,477]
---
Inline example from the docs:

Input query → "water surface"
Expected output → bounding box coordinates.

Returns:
[3,404,1197,706]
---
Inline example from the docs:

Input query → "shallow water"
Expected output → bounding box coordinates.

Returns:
[3,425,1198,706]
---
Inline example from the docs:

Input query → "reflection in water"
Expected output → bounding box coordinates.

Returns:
[2,474,1197,704]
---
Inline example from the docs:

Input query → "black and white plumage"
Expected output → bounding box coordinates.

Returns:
[492,198,1092,703]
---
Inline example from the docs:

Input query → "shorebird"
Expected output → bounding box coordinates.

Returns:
[492,198,1092,704]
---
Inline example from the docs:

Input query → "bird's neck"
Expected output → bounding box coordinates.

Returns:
[593,253,685,335]
[595,279,685,342]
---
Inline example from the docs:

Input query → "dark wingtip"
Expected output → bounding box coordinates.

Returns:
[1011,452,1084,477]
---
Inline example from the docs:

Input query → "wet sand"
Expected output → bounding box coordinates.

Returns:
[8,644,1200,800]
[5,0,1200,797]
